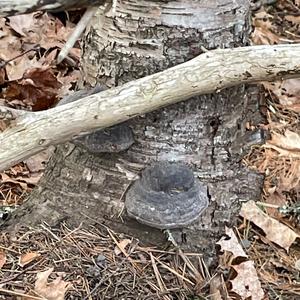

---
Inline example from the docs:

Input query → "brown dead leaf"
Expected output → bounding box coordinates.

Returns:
[209,275,224,300]
[18,252,40,267]
[21,13,75,51]
[6,55,42,81]
[264,190,287,219]
[0,12,80,112]
[15,174,42,186]
[0,66,6,85]
[240,201,299,251]
[114,239,131,255]
[231,260,265,300]
[10,164,26,175]
[34,268,71,300]
[217,227,247,258]
[4,67,61,110]
[278,160,300,191]
[264,144,300,158]
[0,18,22,61]
[263,79,300,112]
[25,149,53,173]
[285,15,300,25]
[8,13,37,37]
[40,48,59,66]
[0,18,8,38]
[217,228,264,299]
[0,251,6,269]
[264,130,300,158]
[251,11,281,45]
[56,69,81,99]
[1,173,28,190]
[8,13,74,52]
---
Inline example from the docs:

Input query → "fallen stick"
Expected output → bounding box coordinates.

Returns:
[0,44,300,171]
[57,6,98,64]
[0,0,104,16]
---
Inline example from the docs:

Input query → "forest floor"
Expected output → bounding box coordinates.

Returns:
[0,1,300,299]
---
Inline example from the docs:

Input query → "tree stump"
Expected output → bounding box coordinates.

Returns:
[3,0,264,258]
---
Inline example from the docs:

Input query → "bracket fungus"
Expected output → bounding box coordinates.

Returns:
[58,86,134,153]
[74,124,134,153]
[125,162,209,229]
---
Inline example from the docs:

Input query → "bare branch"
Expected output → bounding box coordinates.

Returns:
[0,44,300,171]
[0,0,105,17]
[0,106,27,123]
[57,6,98,63]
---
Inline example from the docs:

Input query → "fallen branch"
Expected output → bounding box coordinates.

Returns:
[0,44,300,171]
[0,0,104,17]
[57,6,98,63]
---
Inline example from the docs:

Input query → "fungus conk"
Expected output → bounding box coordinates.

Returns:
[125,162,209,229]
[58,85,134,153]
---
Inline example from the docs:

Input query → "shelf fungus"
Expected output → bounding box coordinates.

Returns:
[73,124,134,153]
[125,162,209,229]
[58,85,134,153]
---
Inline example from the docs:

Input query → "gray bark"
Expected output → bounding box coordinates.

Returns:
[3,0,264,258]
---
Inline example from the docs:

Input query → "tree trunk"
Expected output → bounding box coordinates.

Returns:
[4,0,264,258]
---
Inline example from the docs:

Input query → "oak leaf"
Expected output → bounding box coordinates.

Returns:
[34,268,71,300]
[240,201,299,251]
